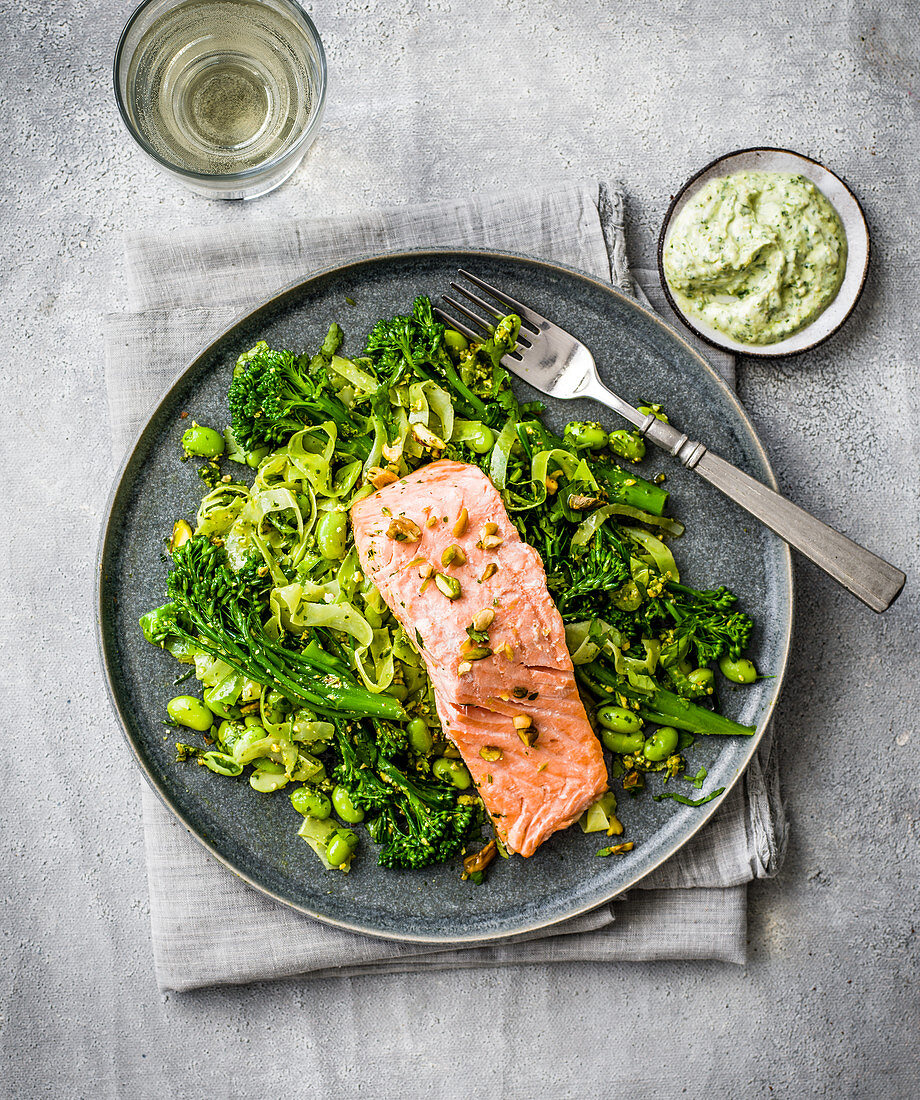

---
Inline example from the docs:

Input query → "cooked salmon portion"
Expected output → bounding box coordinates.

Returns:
[351,459,607,857]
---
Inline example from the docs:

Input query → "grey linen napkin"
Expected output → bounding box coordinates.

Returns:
[104,181,786,991]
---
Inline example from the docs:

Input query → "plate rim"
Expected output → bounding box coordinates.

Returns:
[96,246,794,944]
[656,146,871,358]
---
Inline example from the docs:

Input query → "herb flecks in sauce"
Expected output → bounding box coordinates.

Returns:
[664,171,847,345]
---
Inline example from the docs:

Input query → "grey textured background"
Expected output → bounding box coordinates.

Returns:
[2,1,918,1097]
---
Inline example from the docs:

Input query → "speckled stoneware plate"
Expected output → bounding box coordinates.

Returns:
[658,147,870,358]
[98,249,793,943]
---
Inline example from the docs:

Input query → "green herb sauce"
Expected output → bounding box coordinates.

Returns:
[664,171,847,345]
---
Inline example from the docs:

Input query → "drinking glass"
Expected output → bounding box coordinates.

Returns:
[114,0,327,200]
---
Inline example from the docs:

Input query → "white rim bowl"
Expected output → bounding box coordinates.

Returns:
[657,147,871,358]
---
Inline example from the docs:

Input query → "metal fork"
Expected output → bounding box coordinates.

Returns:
[435,269,905,612]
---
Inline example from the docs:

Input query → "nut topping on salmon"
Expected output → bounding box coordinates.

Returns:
[351,459,608,857]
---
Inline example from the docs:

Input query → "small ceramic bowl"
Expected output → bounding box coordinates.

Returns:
[657,147,870,358]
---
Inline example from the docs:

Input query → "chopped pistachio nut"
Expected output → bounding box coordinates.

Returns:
[170,519,193,554]
[471,608,495,632]
[441,543,467,567]
[434,573,462,600]
[452,507,469,538]
[367,466,398,489]
[479,746,503,762]
[596,842,634,857]
[463,840,497,877]
[386,516,421,542]
[479,563,499,582]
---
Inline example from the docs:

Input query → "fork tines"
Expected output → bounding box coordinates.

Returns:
[455,269,545,332]
[436,269,545,354]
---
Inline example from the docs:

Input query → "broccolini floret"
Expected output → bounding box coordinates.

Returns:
[227,333,364,454]
[332,722,476,870]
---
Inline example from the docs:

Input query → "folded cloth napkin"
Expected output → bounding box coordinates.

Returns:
[104,181,786,991]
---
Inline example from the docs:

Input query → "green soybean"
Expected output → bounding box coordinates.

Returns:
[326,829,358,868]
[332,785,365,823]
[688,667,715,693]
[167,695,214,732]
[316,510,348,560]
[596,704,643,734]
[601,728,645,754]
[608,429,646,463]
[443,328,469,353]
[253,758,285,775]
[432,757,472,790]
[564,421,608,451]
[466,424,495,454]
[181,424,225,459]
[246,446,270,468]
[644,726,679,761]
[407,717,433,754]
[290,787,332,819]
[250,769,288,793]
[719,656,758,684]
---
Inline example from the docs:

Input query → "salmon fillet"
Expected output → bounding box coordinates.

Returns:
[351,459,608,857]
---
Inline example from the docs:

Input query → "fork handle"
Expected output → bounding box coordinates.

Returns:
[633,414,905,611]
[692,450,904,612]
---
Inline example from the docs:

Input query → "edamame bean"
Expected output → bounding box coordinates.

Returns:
[432,757,472,790]
[688,667,715,693]
[246,446,270,468]
[167,695,214,732]
[608,429,646,463]
[217,720,246,751]
[718,656,758,684]
[316,511,348,560]
[407,717,433,754]
[443,328,469,353]
[326,829,359,868]
[290,787,332,819]
[254,758,285,775]
[643,726,679,761]
[250,769,288,793]
[563,421,608,451]
[601,728,645,754]
[596,704,643,734]
[388,683,409,702]
[181,423,225,459]
[332,785,365,823]
[202,684,236,719]
[466,424,495,454]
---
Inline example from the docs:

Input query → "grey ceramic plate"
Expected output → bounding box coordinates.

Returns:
[98,249,793,943]
[658,147,870,358]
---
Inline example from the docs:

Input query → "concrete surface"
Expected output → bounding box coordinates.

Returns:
[2,0,918,1096]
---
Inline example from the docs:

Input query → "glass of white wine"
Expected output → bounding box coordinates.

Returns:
[115,0,326,200]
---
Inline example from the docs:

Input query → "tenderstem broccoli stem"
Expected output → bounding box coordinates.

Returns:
[637,687,754,737]
[442,362,491,421]
[593,463,668,517]
[176,616,404,721]
[582,660,753,737]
